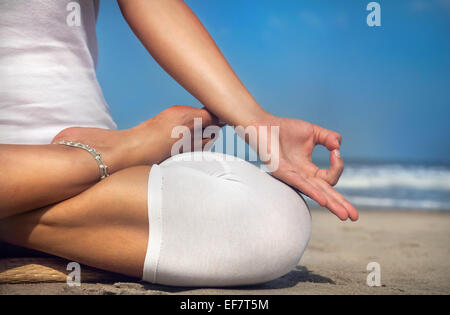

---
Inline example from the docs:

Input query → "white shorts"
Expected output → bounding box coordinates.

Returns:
[143,151,311,287]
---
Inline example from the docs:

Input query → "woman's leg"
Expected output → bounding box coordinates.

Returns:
[0,165,152,278]
[0,105,221,219]
[144,152,312,286]
[0,152,312,286]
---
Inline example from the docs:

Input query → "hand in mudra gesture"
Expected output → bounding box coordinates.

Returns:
[259,117,358,221]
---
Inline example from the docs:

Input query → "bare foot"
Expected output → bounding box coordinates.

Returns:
[52,106,222,173]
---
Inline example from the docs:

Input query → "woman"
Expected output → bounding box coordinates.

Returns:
[0,0,358,287]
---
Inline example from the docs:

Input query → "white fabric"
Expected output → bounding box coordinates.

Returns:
[143,152,312,287]
[143,163,163,284]
[0,0,117,145]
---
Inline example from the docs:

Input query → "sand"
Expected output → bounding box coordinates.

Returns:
[1,209,449,295]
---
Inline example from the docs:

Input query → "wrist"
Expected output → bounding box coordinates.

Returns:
[232,109,281,152]
[249,112,281,129]
[226,105,278,129]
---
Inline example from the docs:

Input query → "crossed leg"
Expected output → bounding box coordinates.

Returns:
[0,151,312,287]
[0,165,152,279]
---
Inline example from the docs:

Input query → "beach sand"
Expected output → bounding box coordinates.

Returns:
[1,209,449,295]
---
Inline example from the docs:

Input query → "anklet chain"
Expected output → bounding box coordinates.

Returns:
[54,141,110,180]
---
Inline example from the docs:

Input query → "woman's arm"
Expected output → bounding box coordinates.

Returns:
[117,0,270,128]
[117,0,358,220]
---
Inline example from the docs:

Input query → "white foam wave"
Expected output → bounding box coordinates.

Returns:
[346,196,450,210]
[336,165,450,190]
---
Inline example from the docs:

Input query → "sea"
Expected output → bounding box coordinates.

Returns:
[315,162,450,211]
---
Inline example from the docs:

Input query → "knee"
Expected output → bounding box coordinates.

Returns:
[256,193,311,283]
[227,187,311,286]
[147,157,312,287]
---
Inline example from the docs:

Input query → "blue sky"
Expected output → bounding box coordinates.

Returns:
[96,0,450,164]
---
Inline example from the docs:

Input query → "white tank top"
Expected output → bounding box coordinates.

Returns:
[0,0,117,145]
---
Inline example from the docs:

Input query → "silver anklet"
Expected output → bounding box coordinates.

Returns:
[54,141,110,180]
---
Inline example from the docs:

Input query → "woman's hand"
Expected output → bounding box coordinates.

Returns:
[254,116,358,221]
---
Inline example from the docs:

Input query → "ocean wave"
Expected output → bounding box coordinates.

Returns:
[345,196,450,210]
[305,195,450,210]
[336,164,450,190]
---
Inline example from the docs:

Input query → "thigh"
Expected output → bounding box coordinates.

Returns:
[147,152,311,286]
[0,165,152,278]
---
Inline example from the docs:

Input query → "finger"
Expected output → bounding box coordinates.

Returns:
[321,182,358,221]
[341,199,359,221]
[314,179,358,221]
[316,149,344,186]
[313,125,342,151]
[307,178,349,221]
[328,188,359,221]
[287,173,327,207]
